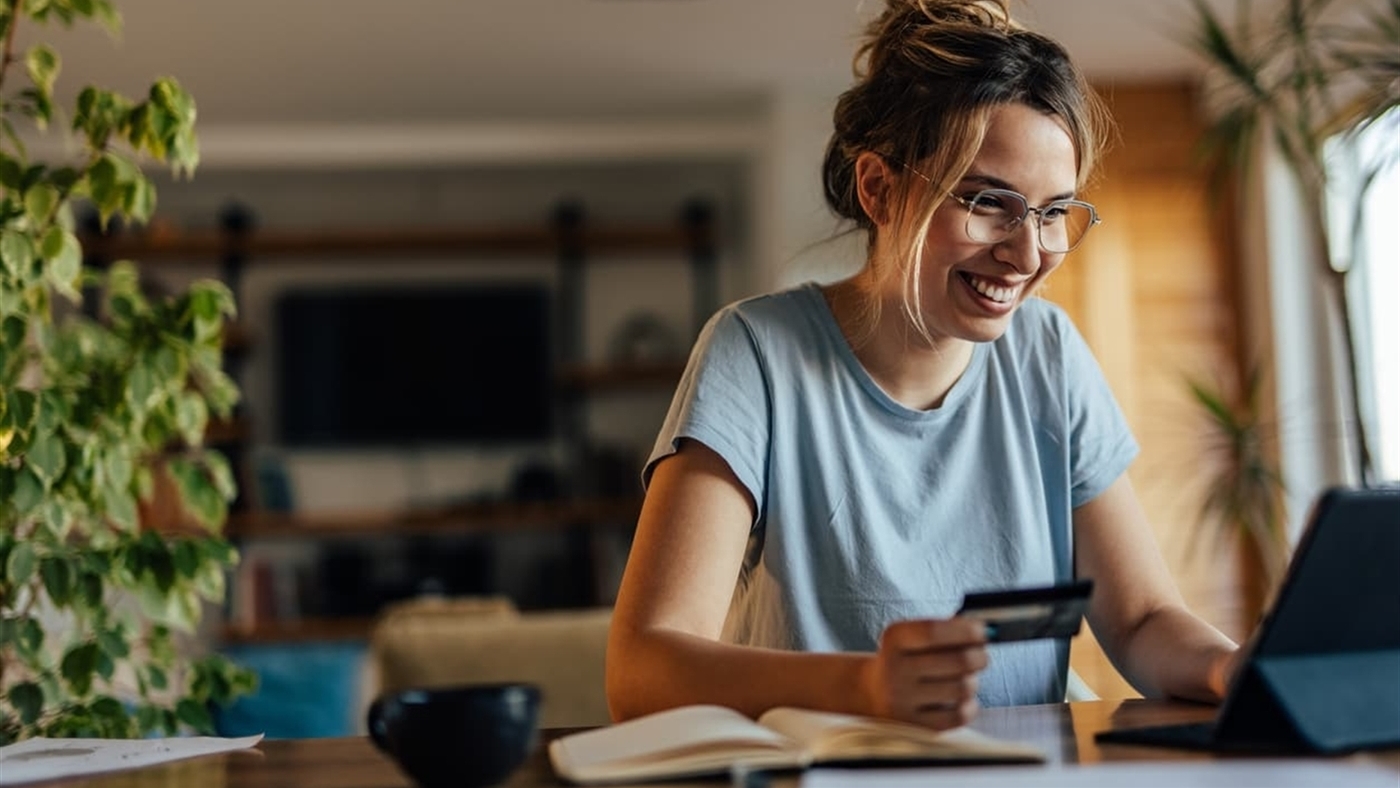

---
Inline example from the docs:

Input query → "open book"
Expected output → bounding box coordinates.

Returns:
[548,705,1045,784]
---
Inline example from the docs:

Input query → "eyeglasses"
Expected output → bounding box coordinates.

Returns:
[898,162,1101,253]
[948,190,1101,254]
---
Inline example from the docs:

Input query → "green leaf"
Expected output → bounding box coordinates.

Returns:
[0,315,24,350]
[89,696,125,724]
[86,156,124,226]
[2,117,29,161]
[147,665,168,691]
[24,44,59,95]
[60,643,101,696]
[24,183,59,225]
[95,649,115,682]
[5,541,36,586]
[7,389,37,430]
[18,618,43,656]
[41,498,73,538]
[135,705,161,735]
[102,481,138,532]
[0,155,21,191]
[172,539,200,578]
[40,556,74,606]
[104,448,133,490]
[90,0,121,33]
[174,393,208,446]
[7,683,43,726]
[204,451,236,500]
[126,356,158,411]
[35,390,67,435]
[175,698,213,733]
[147,543,175,593]
[77,571,104,609]
[42,227,82,298]
[96,625,130,659]
[1,229,35,279]
[25,430,66,486]
[12,467,44,516]
[131,177,156,224]
[167,457,224,528]
[16,88,54,132]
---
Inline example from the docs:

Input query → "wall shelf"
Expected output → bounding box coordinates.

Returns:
[81,224,703,262]
[226,497,644,540]
[92,198,716,641]
[556,361,684,391]
[222,617,376,645]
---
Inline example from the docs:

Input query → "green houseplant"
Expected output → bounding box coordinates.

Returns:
[1186,0,1400,485]
[1,0,254,742]
[1181,0,1399,603]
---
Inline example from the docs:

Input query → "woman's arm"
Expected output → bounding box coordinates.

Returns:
[1074,474,1240,703]
[606,439,987,726]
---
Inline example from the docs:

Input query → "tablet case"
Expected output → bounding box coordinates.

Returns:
[1096,486,1400,754]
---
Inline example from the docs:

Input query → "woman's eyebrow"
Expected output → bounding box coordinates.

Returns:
[960,173,1076,202]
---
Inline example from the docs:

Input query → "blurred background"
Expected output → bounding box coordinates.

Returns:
[16,0,1397,736]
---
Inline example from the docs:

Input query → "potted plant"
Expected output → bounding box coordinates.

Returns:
[1185,0,1400,486]
[1,0,254,742]
[1179,0,1399,610]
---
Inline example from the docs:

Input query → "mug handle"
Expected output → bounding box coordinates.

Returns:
[366,698,392,754]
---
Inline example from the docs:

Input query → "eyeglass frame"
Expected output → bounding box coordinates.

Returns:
[896,161,1102,254]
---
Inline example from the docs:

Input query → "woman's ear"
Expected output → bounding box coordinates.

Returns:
[854,152,897,227]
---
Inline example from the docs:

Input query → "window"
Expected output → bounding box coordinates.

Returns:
[1328,108,1400,481]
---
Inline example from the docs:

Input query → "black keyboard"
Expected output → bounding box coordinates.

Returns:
[1096,721,1218,750]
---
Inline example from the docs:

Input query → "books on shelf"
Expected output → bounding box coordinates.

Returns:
[548,704,1045,784]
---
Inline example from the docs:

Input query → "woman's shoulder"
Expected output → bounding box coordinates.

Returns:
[704,283,829,341]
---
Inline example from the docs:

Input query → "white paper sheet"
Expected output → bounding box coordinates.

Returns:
[802,760,1400,788]
[0,734,263,786]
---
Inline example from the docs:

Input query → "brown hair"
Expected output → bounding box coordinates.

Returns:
[821,0,1113,339]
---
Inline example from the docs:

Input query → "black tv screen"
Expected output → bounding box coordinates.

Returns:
[275,284,554,446]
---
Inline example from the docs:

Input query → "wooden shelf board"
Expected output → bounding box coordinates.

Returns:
[221,617,375,645]
[82,225,703,262]
[557,361,684,390]
[226,497,643,540]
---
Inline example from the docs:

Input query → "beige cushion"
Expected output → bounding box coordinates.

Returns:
[371,601,613,728]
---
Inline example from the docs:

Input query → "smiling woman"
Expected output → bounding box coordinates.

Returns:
[604,0,1241,731]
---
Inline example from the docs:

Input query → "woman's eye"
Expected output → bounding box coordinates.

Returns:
[1042,205,1069,222]
[966,193,1006,211]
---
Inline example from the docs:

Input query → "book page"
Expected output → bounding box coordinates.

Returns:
[549,705,804,784]
[757,708,1044,763]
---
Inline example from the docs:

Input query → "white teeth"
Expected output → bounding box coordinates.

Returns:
[966,274,1019,304]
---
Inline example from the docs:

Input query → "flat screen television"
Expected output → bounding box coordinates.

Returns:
[275,283,554,446]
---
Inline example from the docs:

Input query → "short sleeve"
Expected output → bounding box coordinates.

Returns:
[643,307,771,517]
[1053,310,1139,507]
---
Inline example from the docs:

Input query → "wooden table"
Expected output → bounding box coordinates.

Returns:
[32,700,1400,787]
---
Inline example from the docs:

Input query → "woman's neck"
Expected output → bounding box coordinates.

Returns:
[822,275,976,411]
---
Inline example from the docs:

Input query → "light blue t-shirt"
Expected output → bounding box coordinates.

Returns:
[645,283,1138,707]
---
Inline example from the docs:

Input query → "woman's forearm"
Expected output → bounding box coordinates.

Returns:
[1116,605,1239,703]
[606,625,873,722]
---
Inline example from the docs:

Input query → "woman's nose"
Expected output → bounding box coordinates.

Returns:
[995,220,1042,274]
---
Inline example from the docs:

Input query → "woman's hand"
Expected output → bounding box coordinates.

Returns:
[1208,646,1245,701]
[859,617,989,729]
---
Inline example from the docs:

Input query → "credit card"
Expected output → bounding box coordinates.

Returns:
[957,579,1094,643]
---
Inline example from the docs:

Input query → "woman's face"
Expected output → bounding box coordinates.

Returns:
[906,102,1079,345]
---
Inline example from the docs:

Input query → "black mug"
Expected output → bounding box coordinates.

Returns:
[367,683,542,788]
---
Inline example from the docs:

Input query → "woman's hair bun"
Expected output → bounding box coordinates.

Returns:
[879,0,1020,36]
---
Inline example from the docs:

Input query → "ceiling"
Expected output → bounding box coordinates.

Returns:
[16,0,1248,127]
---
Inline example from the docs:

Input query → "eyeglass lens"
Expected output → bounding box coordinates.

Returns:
[964,190,1095,253]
